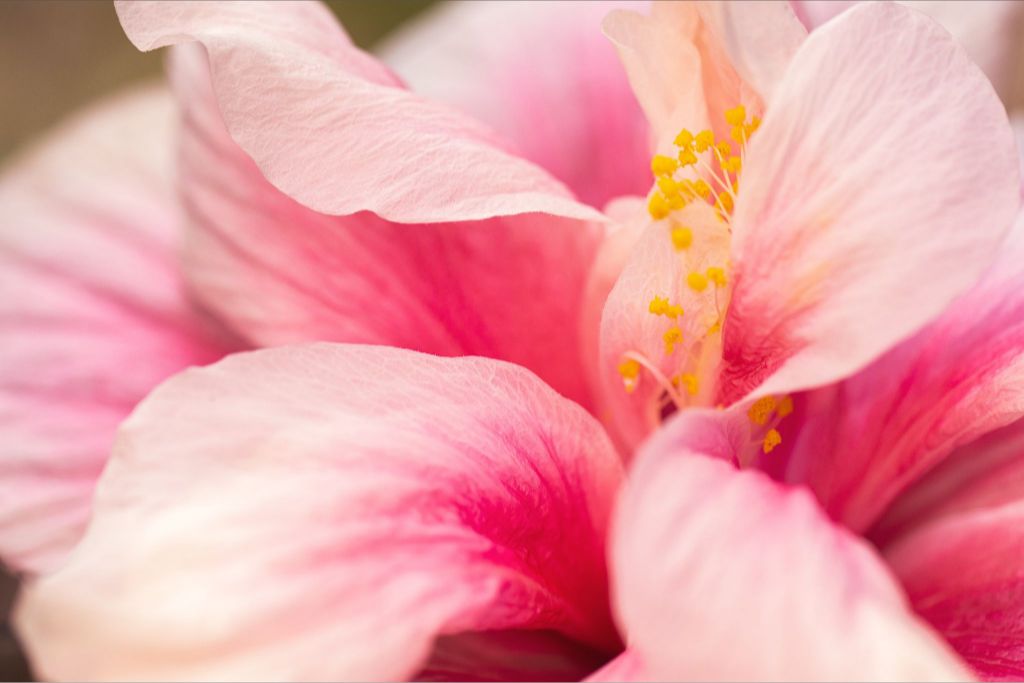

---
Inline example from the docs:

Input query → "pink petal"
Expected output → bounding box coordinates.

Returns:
[719,2,1019,404]
[380,1,652,210]
[0,85,238,575]
[874,420,1024,545]
[114,1,601,223]
[172,45,602,408]
[793,2,1024,101]
[601,6,707,143]
[609,409,970,680]
[783,214,1024,532]
[695,1,806,103]
[885,502,1024,680]
[597,200,731,451]
[16,344,624,681]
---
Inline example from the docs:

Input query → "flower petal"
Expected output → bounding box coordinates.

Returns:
[597,200,731,451]
[885,501,1024,681]
[380,1,652,210]
[172,44,602,408]
[720,2,1020,403]
[16,344,624,681]
[0,85,238,575]
[601,6,707,143]
[783,214,1024,532]
[610,409,970,680]
[793,1,1024,101]
[695,1,806,103]
[114,0,600,223]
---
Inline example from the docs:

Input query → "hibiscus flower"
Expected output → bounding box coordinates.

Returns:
[3,0,1023,680]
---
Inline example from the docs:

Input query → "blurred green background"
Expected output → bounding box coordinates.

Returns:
[0,3,435,678]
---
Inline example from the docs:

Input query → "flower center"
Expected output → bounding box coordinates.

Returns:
[616,105,793,455]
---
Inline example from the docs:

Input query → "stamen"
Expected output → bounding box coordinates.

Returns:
[687,272,709,292]
[747,396,777,426]
[618,358,641,393]
[663,326,683,354]
[671,226,693,251]
[762,428,782,453]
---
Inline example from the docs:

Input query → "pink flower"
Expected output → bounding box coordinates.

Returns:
[0,0,649,575]
[4,0,1024,680]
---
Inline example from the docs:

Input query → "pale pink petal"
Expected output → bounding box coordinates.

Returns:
[793,1,1024,100]
[783,214,1024,532]
[380,1,652,209]
[16,344,623,681]
[115,1,601,223]
[695,1,806,103]
[610,409,970,681]
[0,85,238,575]
[720,2,1019,404]
[601,7,707,143]
[597,200,731,451]
[885,502,1024,680]
[173,45,602,408]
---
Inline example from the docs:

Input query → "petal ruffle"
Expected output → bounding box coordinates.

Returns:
[0,85,238,575]
[115,0,601,223]
[609,409,970,680]
[720,2,1019,403]
[173,44,602,408]
[380,1,652,210]
[16,344,623,681]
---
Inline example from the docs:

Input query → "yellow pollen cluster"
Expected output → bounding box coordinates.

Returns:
[649,295,683,319]
[663,327,683,354]
[746,394,794,455]
[618,358,641,393]
[747,396,777,426]
[671,227,693,251]
[674,373,699,396]
[625,103,763,406]
[646,103,759,224]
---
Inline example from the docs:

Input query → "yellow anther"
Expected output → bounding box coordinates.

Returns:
[706,266,727,287]
[747,396,777,426]
[666,304,684,319]
[708,320,722,334]
[680,373,699,396]
[777,395,794,418]
[730,124,746,143]
[648,295,670,316]
[618,358,641,394]
[715,141,732,157]
[715,192,734,214]
[763,428,782,454]
[723,156,742,174]
[693,179,711,199]
[663,326,683,354]
[671,226,693,251]
[687,271,709,292]
[725,105,747,126]
[747,117,761,135]
[648,192,670,220]
[667,193,687,210]
[651,154,679,176]
[678,148,698,166]
[657,176,679,196]
[674,129,694,148]
[694,130,715,153]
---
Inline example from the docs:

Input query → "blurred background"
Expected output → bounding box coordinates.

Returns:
[0,3,435,677]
